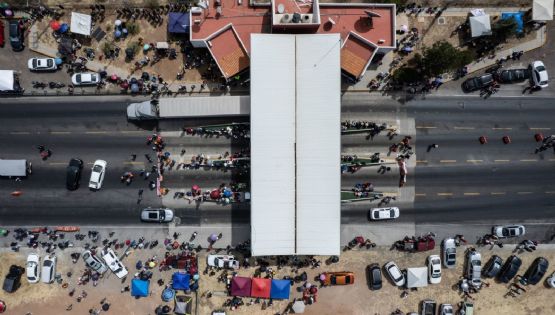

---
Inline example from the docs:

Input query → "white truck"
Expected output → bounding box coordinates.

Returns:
[126,96,250,120]
[0,159,32,177]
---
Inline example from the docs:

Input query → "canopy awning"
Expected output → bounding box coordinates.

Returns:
[469,14,492,38]
[270,279,291,299]
[406,267,428,288]
[0,70,14,91]
[533,0,554,21]
[230,277,251,297]
[168,12,190,33]
[131,279,150,297]
[70,12,92,36]
[250,278,271,298]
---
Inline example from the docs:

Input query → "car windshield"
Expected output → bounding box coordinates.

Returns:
[345,276,351,284]
[389,210,395,217]
[91,74,97,81]
[330,276,337,284]
[32,59,37,68]
[92,165,102,172]
[448,253,456,260]
[537,65,546,72]
[47,59,53,67]
[432,258,440,265]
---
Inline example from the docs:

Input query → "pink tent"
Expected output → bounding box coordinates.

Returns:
[251,278,271,298]
[230,276,251,297]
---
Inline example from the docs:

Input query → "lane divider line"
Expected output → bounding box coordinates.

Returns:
[545,191,555,194]
[491,192,506,195]
[416,160,428,163]
[517,192,533,195]
[466,160,483,163]
[454,127,475,130]
[464,192,480,196]
[520,159,537,162]
[494,160,510,162]
[416,126,437,129]
[437,193,453,196]
[440,160,457,163]
[120,131,144,134]
[492,127,512,130]
[50,131,70,134]
[415,193,427,197]
[9,131,30,135]
[530,127,551,130]
[48,162,66,165]
[123,161,144,165]
[85,131,108,134]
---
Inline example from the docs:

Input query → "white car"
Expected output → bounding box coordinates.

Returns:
[26,253,41,284]
[207,255,240,269]
[101,248,128,278]
[41,255,56,284]
[141,208,174,223]
[89,160,107,190]
[442,238,456,269]
[369,207,399,220]
[439,304,454,315]
[71,72,100,86]
[384,261,405,287]
[27,57,57,71]
[530,60,548,88]
[428,255,442,284]
[82,250,108,274]
[492,225,525,238]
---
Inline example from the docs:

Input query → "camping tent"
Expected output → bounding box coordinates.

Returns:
[533,0,554,21]
[406,267,428,288]
[250,278,271,298]
[168,12,190,33]
[230,277,251,297]
[174,295,192,315]
[469,14,492,37]
[70,12,92,36]
[172,272,190,291]
[131,279,150,297]
[270,279,291,299]
[0,70,14,91]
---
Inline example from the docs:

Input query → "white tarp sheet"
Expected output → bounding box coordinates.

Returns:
[533,0,554,20]
[71,12,92,35]
[407,267,428,288]
[0,70,14,91]
[469,14,492,38]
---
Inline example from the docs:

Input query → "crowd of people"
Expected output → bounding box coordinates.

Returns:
[183,123,250,139]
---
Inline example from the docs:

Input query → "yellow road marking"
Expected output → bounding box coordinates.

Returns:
[491,192,506,195]
[464,192,480,196]
[416,126,437,129]
[517,192,533,195]
[85,131,108,134]
[454,126,475,130]
[9,131,30,135]
[416,160,428,163]
[492,127,512,130]
[50,131,70,134]
[520,159,536,162]
[530,127,551,130]
[415,193,427,196]
[437,193,453,196]
[467,160,483,163]
[440,160,457,163]
[123,161,144,165]
[494,160,510,162]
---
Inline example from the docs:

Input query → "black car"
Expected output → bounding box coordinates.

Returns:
[521,257,549,285]
[66,158,84,190]
[367,263,382,290]
[462,73,494,92]
[8,20,23,51]
[2,265,24,293]
[483,255,503,278]
[495,68,530,83]
[497,255,522,283]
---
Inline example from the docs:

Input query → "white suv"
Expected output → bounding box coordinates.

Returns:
[384,261,405,287]
[101,248,128,278]
[89,160,107,190]
[82,250,108,274]
[530,60,548,88]
[207,255,240,269]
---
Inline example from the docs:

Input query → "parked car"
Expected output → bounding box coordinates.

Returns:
[439,304,454,315]
[82,250,108,274]
[71,72,100,86]
[428,255,442,284]
[27,57,57,71]
[462,73,493,92]
[322,271,355,286]
[483,255,503,278]
[369,207,399,220]
[460,302,474,315]
[207,255,240,270]
[442,238,456,269]
[466,250,481,288]
[495,68,529,83]
[26,253,41,284]
[66,158,83,190]
[101,248,128,278]
[384,261,405,287]
[498,255,522,283]
[89,159,107,190]
[0,20,5,47]
[8,20,24,51]
[546,271,555,288]
[140,208,174,223]
[530,60,548,88]
[367,263,382,290]
[3,265,24,293]
[41,255,56,283]
[492,225,525,238]
[521,257,549,285]
[421,300,437,315]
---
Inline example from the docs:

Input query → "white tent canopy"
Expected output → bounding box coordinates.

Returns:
[0,70,15,91]
[469,14,492,38]
[71,12,92,36]
[406,267,428,288]
[533,0,554,21]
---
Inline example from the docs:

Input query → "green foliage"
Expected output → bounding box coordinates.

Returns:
[126,41,140,55]
[493,16,518,40]
[102,42,115,56]
[392,66,422,83]
[420,41,473,76]
[126,22,140,36]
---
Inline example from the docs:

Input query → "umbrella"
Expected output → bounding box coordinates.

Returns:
[122,28,128,35]
[54,58,62,65]
[319,274,326,281]
[148,261,156,268]
[161,288,175,301]
[193,274,200,281]
[102,303,110,311]
[223,190,232,198]
[3,9,12,17]
[59,23,69,33]
[210,190,221,199]
[143,44,150,51]
[292,301,306,313]
[130,83,139,93]
[209,234,218,242]
[192,185,200,192]
[400,24,408,32]
[114,19,122,26]
[114,30,122,38]
[50,20,61,30]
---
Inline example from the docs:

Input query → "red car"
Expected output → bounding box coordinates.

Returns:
[0,20,4,47]
[502,136,511,144]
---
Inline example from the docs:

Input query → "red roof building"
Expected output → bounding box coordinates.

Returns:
[189,0,395,81]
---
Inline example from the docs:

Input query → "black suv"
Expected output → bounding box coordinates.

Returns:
[367,263,382,290]
[497,255,522,283]
[462,73,494,92]
[66,158,84,190]
[483,255,503,278]
[521,257,549,285]
[8,20,23,51]
[2,265,24,293]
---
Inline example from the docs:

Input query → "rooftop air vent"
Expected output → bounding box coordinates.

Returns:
[302,14,311,23]
[281,14,291,23]
[292,12,301,23]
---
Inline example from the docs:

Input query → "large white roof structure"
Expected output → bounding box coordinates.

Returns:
[250,34,341,256]
[533,0,554,21]
[469,14,492,38]
[71,12,92,36]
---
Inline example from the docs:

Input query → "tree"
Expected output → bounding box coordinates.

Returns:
[421,41,474,77]
[493,16,518,40]
[392,66,423,83]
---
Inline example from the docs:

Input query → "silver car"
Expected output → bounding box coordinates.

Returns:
[442,238,456,268]
[82,250,108,274]
[492,225,525,238]
[466,250,482,289]
[71,72,100,86]
[141,208,174,223]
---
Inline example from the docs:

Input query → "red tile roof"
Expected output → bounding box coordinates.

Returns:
[341,34,376,78]
[208,26,250,78]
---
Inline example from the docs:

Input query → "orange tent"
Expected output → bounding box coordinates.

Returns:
[250,277,271,298]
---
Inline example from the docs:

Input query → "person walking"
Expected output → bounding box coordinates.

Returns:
[427,144,438,152]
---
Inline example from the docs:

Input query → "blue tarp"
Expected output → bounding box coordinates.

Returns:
[501,12,524,33]
[270,279,291,300]
[172,272,191,291]
[131,279,150,297]
[168,12,190,33]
